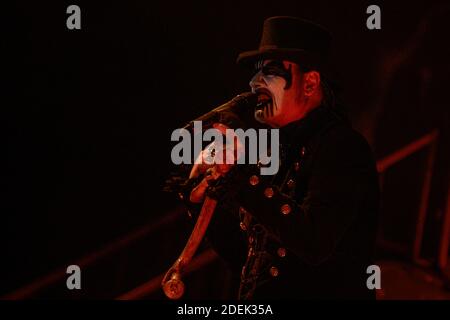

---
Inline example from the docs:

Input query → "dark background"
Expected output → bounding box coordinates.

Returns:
[3,0,449,298]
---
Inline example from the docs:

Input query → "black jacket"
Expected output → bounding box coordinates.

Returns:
[185,105,380,300]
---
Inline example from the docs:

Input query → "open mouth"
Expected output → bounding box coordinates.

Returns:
[255,89,274,122]
[255,89,273,110]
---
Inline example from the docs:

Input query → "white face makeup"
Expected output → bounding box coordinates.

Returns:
[249,60,304,128]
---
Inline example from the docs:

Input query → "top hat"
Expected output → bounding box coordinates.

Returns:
[237,16,332,73]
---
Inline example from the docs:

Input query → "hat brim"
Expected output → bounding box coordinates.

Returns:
[237,48,341,91]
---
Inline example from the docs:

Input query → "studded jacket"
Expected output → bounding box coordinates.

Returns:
[182,105,380,300]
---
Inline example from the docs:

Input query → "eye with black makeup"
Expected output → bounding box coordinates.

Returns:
[254,60,292,89]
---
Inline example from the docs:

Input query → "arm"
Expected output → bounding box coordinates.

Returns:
[180,168,248,274]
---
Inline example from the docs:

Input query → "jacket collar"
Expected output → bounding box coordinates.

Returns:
[279,105,344,147]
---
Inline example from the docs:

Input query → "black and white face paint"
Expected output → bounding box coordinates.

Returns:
[249,60,298,127]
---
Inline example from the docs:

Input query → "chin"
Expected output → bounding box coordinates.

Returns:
[265,118,282,128]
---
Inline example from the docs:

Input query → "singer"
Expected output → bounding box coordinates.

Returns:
[173,16,380,300]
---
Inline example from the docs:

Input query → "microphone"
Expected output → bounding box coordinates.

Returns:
[182,92,258,130]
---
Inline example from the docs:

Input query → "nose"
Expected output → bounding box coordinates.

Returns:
[249,71,264,92]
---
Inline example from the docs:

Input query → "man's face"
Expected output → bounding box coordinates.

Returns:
[249,60,304,128]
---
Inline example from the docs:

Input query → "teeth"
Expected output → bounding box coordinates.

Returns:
[256,99,271,109]
[255,109,266,123]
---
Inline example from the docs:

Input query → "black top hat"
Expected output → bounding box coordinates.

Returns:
[237,16,332,72]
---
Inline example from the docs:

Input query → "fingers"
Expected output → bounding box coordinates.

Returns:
[189,166,227,203]
[190,168,218,203]
[190,178,210,203]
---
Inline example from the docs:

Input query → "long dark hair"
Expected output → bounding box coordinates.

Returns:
[319,74,349,123]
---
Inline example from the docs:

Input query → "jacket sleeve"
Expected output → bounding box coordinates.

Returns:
[238,127,379,266]
[180,172,248,274]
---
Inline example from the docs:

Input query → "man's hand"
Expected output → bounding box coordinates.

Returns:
[189,164,233,203]
[188,122,244,203]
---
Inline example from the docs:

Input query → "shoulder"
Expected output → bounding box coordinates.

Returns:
[321,120,372,151]
[313,121,376,168]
